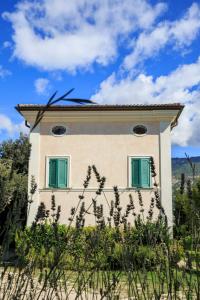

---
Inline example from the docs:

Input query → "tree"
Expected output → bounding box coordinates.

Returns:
[0,133,31,175]
[174,173,200,237]
[0,134,31,259]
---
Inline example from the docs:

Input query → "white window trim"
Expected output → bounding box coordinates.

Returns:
[45,155,71,189]
[127,155,153,189]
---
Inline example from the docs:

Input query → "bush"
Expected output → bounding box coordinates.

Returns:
[126,217,170,246]
[131,245,159,270]
[174,175,200,238]
[1,162,199,298]
[169,240,185,266]
[15,223,168,271]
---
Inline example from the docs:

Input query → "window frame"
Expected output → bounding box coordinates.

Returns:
[51,124,68,137]
[132,125,148,136]
[128,156,152,189]
[45,155,71,189]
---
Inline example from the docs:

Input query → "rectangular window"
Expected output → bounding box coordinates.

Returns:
[49,158,68,188]
[131,157,151,188]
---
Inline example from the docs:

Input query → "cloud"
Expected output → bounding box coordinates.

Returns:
[3,0,166,72]
[123,3,200,70]
[34,77,50,94]
[92,57,200,147]
[2,0,200,148]
[0,65,11,78]
[3,41,12,49]
[0,114,29,138]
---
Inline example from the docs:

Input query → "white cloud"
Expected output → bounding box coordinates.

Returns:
[3,0,166,72]
[34,77,50,94]
[2,0,200,148]
[123,3,200,70]
[0,114,29,138]
[171,3,200,46]
[3,41,12,49]
[92,57,200,147]
[0,65,11,78]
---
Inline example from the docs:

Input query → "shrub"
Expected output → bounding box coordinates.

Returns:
[174,175,200,238]
[0,162,199,298]
[15,223,168,271]
[169,240,185,266]
[126,217,170,246]
[131,245,159,270]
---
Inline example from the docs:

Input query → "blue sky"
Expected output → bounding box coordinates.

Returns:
[0,0,200,158]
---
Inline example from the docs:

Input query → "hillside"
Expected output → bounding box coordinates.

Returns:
[172,156,200,179]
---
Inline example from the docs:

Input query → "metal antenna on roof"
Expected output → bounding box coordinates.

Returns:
[26,89,96,132]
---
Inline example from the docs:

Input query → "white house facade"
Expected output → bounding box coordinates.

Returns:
[16,104,184,228]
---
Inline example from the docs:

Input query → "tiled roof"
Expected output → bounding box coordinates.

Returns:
[16,103,184,112]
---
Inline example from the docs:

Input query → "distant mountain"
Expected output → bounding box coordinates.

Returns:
[172,156,200,179]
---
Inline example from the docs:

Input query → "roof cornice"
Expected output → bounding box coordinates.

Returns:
[15,103,184,130]
[16,103,184,112]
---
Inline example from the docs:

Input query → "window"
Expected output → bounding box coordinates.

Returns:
[130,157,151,188]
[133,125,147,136]
[49,158,68,188]
[52,125,67,136]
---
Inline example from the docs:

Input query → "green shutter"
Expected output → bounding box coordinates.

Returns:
[57,159,68,188]
[131,159,140,187]
[49,159,57,188]
[141,158,150,188]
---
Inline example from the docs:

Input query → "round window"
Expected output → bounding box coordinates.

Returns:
[52,125,67,136]
[133,125,147,135]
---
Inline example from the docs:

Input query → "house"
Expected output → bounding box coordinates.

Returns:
[16,103,184,228]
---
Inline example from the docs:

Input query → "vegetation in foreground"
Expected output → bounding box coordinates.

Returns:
[0,135,199,299]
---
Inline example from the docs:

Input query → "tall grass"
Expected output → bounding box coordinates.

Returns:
[0,158,199,299]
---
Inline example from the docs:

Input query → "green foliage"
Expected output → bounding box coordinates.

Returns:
[0,160,28,213]
[0,134,30,257]
[169,240,185,266]
[0,133,31,175]
[15,223,169,271]
[129,216,170,246]
[174,176,200,237]
[0,161,200,298]
[131,245,159,269]
[0,134,30,213]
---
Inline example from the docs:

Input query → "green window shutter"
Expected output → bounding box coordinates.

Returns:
[131,159,140,187]
[141,158,150,188]
[57,159,68,188]
[49,159,57,188]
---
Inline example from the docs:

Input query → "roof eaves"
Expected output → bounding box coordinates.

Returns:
[15,103,184,112]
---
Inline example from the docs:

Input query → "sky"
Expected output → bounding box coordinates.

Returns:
[0,0,200,158]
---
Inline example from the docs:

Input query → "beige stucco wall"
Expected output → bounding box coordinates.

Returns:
[29,121,161,225]
[39,190,159,226]
[40,121,160,188]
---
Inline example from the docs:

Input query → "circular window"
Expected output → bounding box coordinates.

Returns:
[52,125,67,136]
[133,125,147,136]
